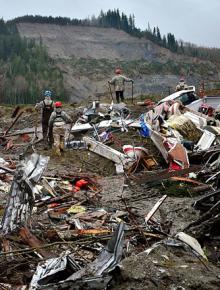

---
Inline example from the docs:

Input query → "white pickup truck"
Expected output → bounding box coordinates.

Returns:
[157,87,220,111]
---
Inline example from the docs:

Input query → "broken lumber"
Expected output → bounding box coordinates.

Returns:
[133,166,201,184]
[19,227,54,259]
[83,136,134,174]
[4,111,24,136]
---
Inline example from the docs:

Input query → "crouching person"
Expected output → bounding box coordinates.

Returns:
[48,101,72,156]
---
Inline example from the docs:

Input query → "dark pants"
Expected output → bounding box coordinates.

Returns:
[42,122,49,140]
[42,113,52,143]
[116,91,124,103]
[42,122,53,147]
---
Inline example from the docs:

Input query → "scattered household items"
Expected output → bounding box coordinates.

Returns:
[1,92,220,289]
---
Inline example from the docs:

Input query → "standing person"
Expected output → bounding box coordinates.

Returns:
[108,68,133,103]
[35,90,54,147]
[48,101,72,156]
[175,78,188,91]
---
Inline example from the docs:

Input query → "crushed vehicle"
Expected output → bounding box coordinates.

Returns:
[158,86,220,113]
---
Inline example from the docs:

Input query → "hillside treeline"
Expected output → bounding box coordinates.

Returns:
[0,19,66,104]
[9,10,220,63]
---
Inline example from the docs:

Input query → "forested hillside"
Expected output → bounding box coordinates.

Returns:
[0,19,66,104]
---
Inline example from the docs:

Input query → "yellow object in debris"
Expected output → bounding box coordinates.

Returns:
[77,229,111,235]
[60,141,65,151]
[116,217,123,223]
[52,147,61,156]
[167,115,202,142]
[67,205,86,214]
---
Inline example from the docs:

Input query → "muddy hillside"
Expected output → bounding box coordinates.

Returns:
[17,23,220,101]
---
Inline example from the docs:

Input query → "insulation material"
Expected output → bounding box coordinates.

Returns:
[167,115,202,142]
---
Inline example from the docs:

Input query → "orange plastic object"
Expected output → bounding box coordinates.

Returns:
[75,179,88,188]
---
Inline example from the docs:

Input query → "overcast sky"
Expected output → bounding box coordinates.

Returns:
[1,0,220,48]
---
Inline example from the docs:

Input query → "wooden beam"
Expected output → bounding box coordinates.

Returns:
[83,137,134,174]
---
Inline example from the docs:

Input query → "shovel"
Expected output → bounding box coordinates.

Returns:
[131,81,134,105]
[33,111,39,141]
[11,105,20,118]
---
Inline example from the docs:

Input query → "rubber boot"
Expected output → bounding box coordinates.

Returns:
[52,147,61,157]
[43,139,49,150]
[60,140,65,151]
[55,147,61,156]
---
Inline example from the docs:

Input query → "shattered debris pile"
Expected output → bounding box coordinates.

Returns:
[114,240,220,290]
[1,98,220,289]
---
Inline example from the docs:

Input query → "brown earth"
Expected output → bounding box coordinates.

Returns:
[17,23,165,61]
[17,23,220,102]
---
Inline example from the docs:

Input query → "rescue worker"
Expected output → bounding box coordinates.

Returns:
[48,101,72,156]
[35,90,54,147]
[108,68,133,103]
[175,78,188,91]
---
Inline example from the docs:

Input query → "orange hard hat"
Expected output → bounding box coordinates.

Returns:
[115,68,122,74]
[55,101,62,108]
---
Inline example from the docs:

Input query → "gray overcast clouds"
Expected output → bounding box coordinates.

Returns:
[1,0,219,47]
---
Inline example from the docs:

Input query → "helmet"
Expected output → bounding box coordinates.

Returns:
[115,68,122,74]
[43,90,52,97]
[55,101,62,108]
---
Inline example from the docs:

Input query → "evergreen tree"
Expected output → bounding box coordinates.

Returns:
[167,33,178,52]
[156,27,161,43]
[162,35,167,47]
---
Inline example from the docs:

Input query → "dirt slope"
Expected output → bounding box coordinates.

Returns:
[17,23,163,61]
[17,23,219,102]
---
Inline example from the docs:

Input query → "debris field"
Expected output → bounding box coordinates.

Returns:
[0,96,220,289]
